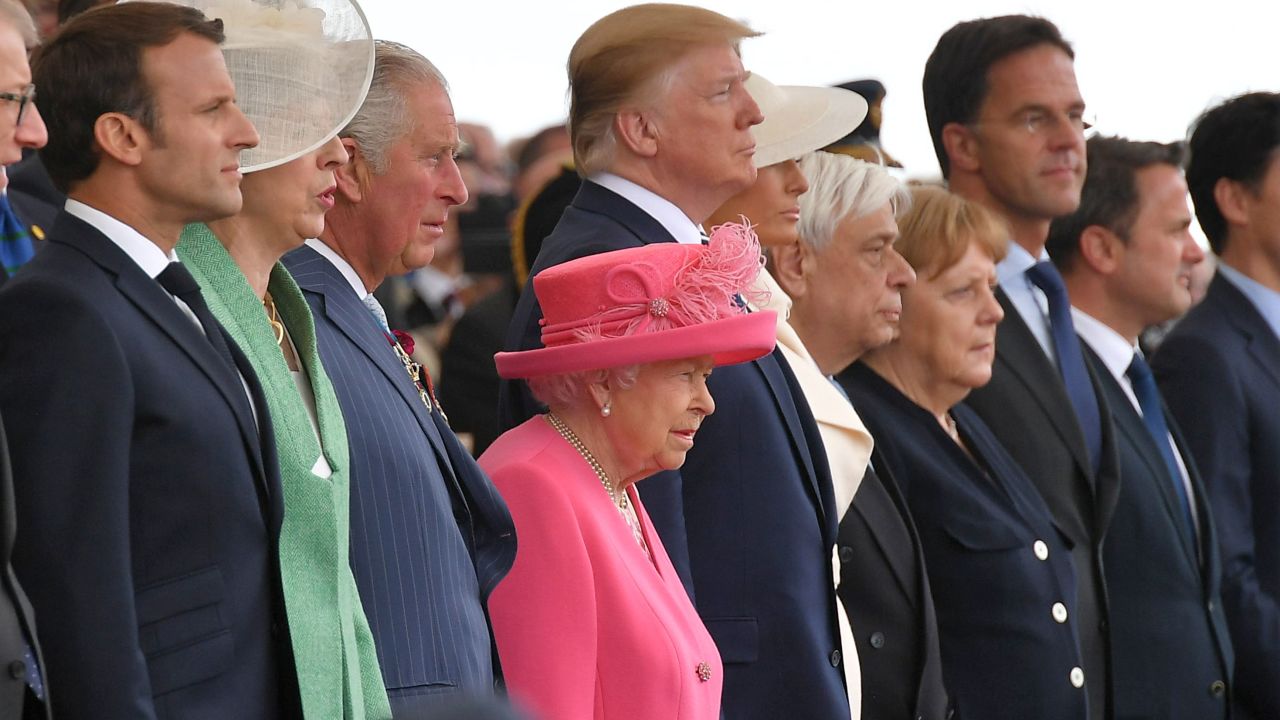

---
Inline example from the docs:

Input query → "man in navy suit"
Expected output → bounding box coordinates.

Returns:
[282,41,516,717]
[500,6,851,718]
[0,3,50,717]
[925,17,1118,718]
[1154,92,1280,719]
[1048,135,1233,718]
[0,5,302,718]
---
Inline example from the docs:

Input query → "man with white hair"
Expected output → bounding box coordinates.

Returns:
[282,40,517,717]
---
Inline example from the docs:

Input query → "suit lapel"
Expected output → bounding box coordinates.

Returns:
[755,348,827,528]
[1087,348,1199,570]
[55,218,269,499]
[993,288,1095,480]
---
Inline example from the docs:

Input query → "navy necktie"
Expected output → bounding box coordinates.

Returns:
[156,262,239,376]
[1126,353,1197,539]
[1025,261,1102,474]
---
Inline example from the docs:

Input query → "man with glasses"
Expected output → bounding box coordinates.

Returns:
[923,16,1118,720]
[0,4,48,718]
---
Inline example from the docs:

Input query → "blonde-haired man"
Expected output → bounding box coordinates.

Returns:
[500,6,854,718]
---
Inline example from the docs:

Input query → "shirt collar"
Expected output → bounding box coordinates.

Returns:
[304,237,368,300]
[1217,262,1280,342]
[65,198,176,278]
[1070,307,1136,383]
[590,172,705,245]
[995,240,1048,288]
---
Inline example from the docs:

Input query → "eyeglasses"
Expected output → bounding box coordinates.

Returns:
[0,84,36,126]
[972,108,1094,137]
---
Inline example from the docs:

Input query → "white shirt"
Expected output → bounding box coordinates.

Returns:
[591,172,706,245]
[305,237,368,299]
[996,242,1056,362]
[1072,308,1199,536]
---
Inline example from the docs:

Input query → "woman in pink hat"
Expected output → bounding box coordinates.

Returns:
[483,223,776,720]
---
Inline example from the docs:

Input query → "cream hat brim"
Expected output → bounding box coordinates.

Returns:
[747,74,868,168]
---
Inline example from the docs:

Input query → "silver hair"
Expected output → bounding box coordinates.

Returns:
[342,39,447,174]
[797,151,911,252]
[0,0,36,47]
[528,365,640,411]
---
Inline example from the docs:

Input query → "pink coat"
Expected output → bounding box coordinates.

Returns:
[483,417,723,720]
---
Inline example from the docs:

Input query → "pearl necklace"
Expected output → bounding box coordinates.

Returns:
[546,413,650,559]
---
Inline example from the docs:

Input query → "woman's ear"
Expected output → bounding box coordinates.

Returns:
[586,380,612,417]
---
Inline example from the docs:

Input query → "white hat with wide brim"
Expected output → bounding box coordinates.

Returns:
[747,74,868,168]
[172,0,375,173]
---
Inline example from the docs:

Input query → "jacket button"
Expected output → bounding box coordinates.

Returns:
[1069,666,1085,688]
[1033,540,1049,560]
[829,650,841,667]
[1207,599,1215,612]
[839,546,854,564]
[1210,680,1226,697]
[7,660,24,680]
[1052,602,1069,623]
[869,631,885,649]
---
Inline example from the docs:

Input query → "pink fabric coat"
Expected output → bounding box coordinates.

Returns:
[483,417,723,720]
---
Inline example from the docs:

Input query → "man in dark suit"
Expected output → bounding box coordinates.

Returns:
[281,41,516,717]
[924,16,1119,718]
[1049,135,1233,718]
[0,4,49,717]
[0,5,302,719]
[1154,92,1280,719]
[501,7,851,718]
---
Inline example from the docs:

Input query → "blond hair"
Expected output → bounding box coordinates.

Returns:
[896,184,1010,279]
[568,3,758,175]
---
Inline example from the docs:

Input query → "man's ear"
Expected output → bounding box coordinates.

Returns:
[1077,224,1122,275]
[92,112,147,167]
[1214,176,1250,228]
[614,109,659,159]
[334,137,366,202]
[769,241,810,300]
[941,122,981,175]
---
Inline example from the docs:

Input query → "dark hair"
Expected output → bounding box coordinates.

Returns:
[1185,92,1280,254]
[1046,135,1184,271]
[923,15,1073,178]
[32,3,224,192]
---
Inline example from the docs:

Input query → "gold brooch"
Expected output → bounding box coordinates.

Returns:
[696,662,712,682]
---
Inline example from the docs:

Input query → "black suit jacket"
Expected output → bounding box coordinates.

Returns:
[499,180,849,718]
[1154,273,1280,719]
[832,447,949,720]
[439,279,517,456]
[0,210,295,719]
[1084,346,1233,719]
[963,287,1119,720]
[0,415,48,719]
[850,363,1087,720]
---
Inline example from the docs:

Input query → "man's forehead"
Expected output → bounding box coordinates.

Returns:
[984,44,1081,107]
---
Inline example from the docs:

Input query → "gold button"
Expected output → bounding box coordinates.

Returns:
[1052,602,1069,623]
[1034,540,1049,561]
[1070,667,1085,688]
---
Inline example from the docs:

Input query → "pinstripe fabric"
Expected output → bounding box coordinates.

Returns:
[283,245,516,714]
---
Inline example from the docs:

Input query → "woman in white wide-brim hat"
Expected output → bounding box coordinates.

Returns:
[168,0,388,716]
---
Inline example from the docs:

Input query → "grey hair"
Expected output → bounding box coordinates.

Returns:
[528,365,639,411]
[797,151,911,252]
[0,0,36,47]
[342,39,447,174]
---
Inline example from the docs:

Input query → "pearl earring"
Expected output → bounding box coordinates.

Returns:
[601,404,611,418]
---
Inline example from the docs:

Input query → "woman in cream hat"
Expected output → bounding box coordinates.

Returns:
[484,225,777,720]
[169,0,388,716]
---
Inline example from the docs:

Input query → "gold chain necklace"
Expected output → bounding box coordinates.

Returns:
[546,413,649,558]
[262,291,285,346]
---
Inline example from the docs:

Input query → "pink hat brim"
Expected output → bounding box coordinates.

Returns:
[495,310,779,379]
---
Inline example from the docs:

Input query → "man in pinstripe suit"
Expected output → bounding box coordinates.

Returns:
[282,41,516,717]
